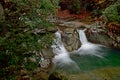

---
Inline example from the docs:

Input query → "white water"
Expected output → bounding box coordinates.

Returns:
[73,30,104,58]
[51,31,80,72]
[78,30,88,44]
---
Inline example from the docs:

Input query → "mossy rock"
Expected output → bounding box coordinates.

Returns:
[49,72,68,80]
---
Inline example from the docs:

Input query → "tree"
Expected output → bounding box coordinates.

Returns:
[68,0,81,14]
[0,0,59,79]
[102,3,120,22]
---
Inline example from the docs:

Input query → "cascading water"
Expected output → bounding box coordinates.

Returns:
[78,29,88,44]
[73,29,104,58]
[50,29,120,80]
[49,21,120,79]
[51,31,80,73]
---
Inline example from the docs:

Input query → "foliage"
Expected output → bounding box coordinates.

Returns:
[81,0,95,11]
[91,8,102,17]
[0,0,59,79]
[68,0,81,14]
[102,3,120,22]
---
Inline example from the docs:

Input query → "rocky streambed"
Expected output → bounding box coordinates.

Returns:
[46,19,120,80]
[20,19,120,80]
[56,19,120,50]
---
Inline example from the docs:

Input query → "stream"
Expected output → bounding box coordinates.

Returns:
[51,27,120,80]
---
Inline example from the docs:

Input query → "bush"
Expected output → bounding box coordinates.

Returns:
[68,0,81,14]
[102,4,120,22]
[0,0,59,79]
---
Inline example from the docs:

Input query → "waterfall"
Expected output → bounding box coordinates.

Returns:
[51,31,80,72]
[73,29,104,58]
[77,30,88,44]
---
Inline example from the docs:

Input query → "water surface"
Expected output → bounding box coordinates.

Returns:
[71,48,120,72]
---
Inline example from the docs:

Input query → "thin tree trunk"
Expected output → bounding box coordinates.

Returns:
[0,3,4,21]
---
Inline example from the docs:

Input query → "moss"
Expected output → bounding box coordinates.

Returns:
[49,72,68,80]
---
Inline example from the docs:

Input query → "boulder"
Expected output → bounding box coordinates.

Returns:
[49,72,68,80]
[42,48,54,59]
[62,27,80,52]
[86,22,120,49]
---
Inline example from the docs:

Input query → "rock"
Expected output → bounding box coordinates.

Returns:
[19,69,31,80]
[32,59,54,80]
[42,48,54,59]
[58,20,120,50]
[86,28,120,49]
[33,71,48,80]
[59,22,75,27]
[63,28,75,45]
[116,37,120,43]
[114,43,117,47]
[39,58,50,68]
[28,57,36,62]
[21,75,30,80]
[49,72,68,80]
[66,46,73,52]
[86,30,112,46]
[47,26,57,33]
[20,70,27,76]
[62,28,80,52]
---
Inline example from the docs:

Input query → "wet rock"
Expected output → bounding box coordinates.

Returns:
[63,28,75,45]
[62,28,80,52]
[86,30,112,46]
[83,21,120,49]
[65,46,73,52]
[86,28,120,49]
[49,72,68,80]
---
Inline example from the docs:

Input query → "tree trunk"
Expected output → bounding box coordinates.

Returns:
[0,3,4,21]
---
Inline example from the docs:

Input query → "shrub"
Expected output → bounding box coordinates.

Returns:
[68,0,81,14]
[0,0,59,79]
[102,3,120,22]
